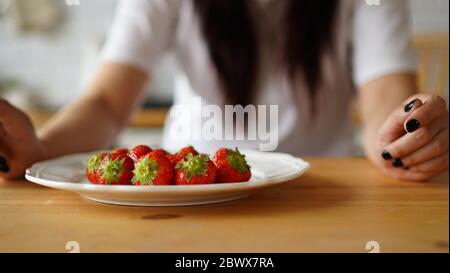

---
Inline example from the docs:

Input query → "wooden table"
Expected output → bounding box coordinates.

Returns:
[0,158,448,253]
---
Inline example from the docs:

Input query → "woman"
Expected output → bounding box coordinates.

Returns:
[0,0,448,181]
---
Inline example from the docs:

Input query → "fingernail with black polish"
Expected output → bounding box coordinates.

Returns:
[392,158,404,168]
[382,150,393,160]
[404,99,418,113]
[406,119,420,133]
[0,156,10,173]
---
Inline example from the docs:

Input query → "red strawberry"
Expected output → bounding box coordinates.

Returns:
[112,147,128,156]
[153,149,168,154]
[86,152,108,184]
[97,153,134,185]
[168,146,199,168]
[128,145,152,162]
[213,148,251,183]
[132,151,173,186]
[166,154,179,169]
[175,154,217,185]
[179,146,198,156]
[152,149,169,158]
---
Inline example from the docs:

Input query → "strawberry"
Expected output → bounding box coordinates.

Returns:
[97,153,134,185]
[112,147,128,156]
[153,149,168,155]
[175,154,217,185]
[86,152,108,184]
[166,154,179,169]
[179,146,198,156]
[152,149,169,159]
[132,151,173,186]
[213,148,251,183]
[128,145,152,162]
[168,146,199,168]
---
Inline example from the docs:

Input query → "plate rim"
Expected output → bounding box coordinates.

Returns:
[25,151,311,193]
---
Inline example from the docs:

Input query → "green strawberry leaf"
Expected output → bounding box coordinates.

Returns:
[99,156,125,184]
[87,153,102,172]
[176,153,210,183]
[132,157,160,185]
[226,148,250,173]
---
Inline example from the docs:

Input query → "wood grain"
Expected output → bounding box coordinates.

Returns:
[0,158,448,253]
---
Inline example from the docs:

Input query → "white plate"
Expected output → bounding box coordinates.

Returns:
[25,150,310,207]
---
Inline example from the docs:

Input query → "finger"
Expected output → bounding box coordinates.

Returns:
[0,118,13,157]
[0,154,10,173]
[402,128,449,167]
[0,116,11,174]
[409,152,449,173]
[0,99,16,153]
[0,124,12,174]
[0,98,16,122]
[378,97,423,145]
[404,95,447,133]
[382,113,447,161]
[0,98,32,134]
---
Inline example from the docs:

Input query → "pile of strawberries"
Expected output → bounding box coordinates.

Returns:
[86,145,252,185]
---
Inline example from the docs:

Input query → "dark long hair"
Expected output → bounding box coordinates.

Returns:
[194,0,339,108]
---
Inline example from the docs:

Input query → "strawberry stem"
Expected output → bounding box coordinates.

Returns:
[87,153,102,172]
[226,148,250,173]
[175,153,209,182]
[100,157,125,185]
[132,157,160,185]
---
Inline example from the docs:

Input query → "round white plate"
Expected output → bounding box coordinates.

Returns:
[25,150,310,207]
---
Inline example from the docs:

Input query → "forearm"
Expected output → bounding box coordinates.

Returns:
[37,63,150,160]
[359,74,418,162]
[37,94,125,159]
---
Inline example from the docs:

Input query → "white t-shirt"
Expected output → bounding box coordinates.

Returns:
[101,0,416,155]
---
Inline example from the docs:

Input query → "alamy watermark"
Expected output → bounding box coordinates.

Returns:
[65,241,80,253]
[64,240,380,253]
[365,241,381,253]
[167,97,279,152]
[365,0,381,6]
[65,0,80,6]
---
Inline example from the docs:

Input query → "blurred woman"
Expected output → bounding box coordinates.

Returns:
[0,0,448,181]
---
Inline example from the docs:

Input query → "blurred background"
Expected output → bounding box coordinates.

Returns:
[0,0,448,149]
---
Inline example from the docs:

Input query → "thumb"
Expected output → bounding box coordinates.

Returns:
[377,98,423,145]
[0,98,34,135]
[0,99,36,155]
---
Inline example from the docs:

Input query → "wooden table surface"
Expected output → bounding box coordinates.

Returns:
[0,158,448,253]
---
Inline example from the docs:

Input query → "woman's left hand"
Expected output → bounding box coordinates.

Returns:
[374,94,449,181]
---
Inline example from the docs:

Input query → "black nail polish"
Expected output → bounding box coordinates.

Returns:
[404,99,418,113]
[382,150,392,160]
[406,119,420,133]
[0,156,9,173]
[392,158,404,168]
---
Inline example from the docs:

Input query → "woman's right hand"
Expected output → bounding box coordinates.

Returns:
[0,99,48,179]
